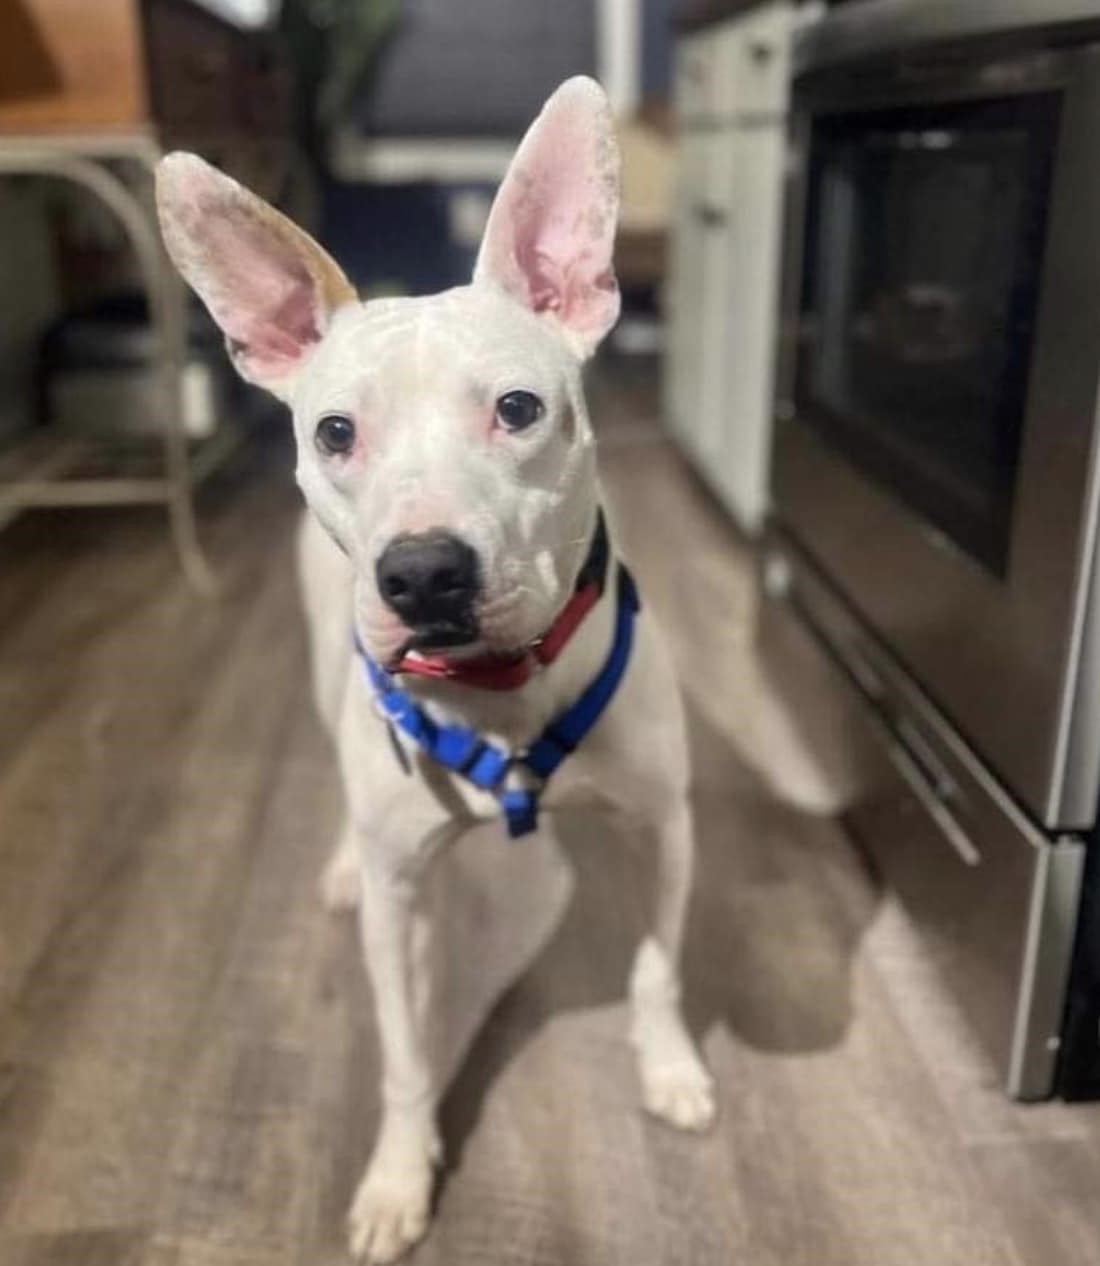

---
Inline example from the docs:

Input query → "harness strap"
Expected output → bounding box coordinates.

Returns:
[357,564,640,838]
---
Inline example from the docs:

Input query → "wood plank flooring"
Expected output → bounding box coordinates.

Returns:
[2,373,1100,1266]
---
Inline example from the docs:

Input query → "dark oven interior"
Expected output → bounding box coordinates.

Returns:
[795,94,1062,576]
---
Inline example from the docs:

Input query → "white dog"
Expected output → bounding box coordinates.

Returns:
[156,76,714,1264]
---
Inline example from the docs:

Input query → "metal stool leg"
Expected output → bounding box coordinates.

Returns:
[125,148,218,595]
[0,143,217,594]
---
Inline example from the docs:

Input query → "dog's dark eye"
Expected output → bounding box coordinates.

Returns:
[315,413,356,456]
[495,390,544,432]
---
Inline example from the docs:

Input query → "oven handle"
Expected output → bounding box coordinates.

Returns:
[887,739,982,867]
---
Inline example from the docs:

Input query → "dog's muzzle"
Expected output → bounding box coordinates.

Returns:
[375,530,480,647]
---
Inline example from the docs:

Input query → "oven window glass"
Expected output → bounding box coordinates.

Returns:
[797,96,1060,575]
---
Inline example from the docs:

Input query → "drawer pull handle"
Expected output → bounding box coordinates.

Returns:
[748,40,776,65]
[694,205,728,228]
[888,741,982,867]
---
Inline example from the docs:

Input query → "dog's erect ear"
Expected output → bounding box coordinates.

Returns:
[474,76,621,359]
[156,153,355,398]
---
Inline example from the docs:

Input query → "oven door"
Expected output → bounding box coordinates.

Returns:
[774,47,1100,829]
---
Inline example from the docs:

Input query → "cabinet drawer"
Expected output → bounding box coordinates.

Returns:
[683,129,739,213]
[718,3,791,118]
[676,32,721,123]
[678,4,791,124]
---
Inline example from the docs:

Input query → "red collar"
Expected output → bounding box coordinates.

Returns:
[391,512,610,692]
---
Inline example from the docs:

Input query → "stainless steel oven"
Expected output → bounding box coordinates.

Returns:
[775,1,1100,832]
[768,0,1100,1099]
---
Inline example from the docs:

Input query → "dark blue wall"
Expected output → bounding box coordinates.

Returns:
[643,0,675,97]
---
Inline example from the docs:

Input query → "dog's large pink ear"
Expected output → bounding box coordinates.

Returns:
[156,153,355,396]
[474,76,621,358]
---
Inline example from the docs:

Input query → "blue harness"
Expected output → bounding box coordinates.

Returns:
[356,565,640,838]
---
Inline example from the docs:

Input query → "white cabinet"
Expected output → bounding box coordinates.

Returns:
[666,132,736,475]
[664,2,792,534]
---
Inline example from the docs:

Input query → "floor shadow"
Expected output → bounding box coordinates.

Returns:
[440,696,883,1174]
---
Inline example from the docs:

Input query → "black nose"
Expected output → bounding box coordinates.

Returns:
[375,531,480,633]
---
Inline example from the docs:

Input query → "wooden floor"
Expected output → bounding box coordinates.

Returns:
[3,371,1100,1266]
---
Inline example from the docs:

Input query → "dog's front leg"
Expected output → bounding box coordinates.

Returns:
[348,849,441,1264]
[629,795,716,1132]
[600,622,717,1133]
[320,814,361,912]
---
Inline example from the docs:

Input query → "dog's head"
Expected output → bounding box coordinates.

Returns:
[157,77,620,666]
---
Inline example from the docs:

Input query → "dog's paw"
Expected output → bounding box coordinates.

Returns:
[347,1172,431,1264]
[347,1117,439,1264]
[632,1004,717,1133]
[639,1059,717,1133]
[319,845,361,913]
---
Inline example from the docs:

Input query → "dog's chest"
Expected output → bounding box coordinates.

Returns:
[409,742,609,824]
[355,589,627,827]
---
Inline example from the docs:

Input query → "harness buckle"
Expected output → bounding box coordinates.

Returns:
[500,750,546,794]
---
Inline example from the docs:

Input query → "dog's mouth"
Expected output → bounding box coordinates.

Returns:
[390,620,480,666]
